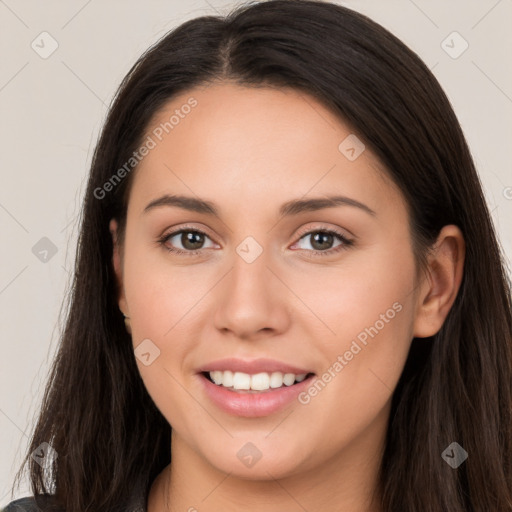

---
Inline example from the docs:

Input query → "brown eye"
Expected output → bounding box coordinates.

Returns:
[294,229,352,254]
[159,228,218,255]
[309,231,335,251]
[177,231,205,250]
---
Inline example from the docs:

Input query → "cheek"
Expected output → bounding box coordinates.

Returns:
[121,240,207,427]
[121,238,215,419]
[294,241,416,402]
[122,235,210,340]
[294,238,416,351]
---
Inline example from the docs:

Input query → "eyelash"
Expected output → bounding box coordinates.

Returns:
[157,224,354,257]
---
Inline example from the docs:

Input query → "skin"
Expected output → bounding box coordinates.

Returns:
[110,82,465,512]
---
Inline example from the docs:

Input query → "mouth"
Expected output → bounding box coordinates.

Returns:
[195,357,317,417]
[201,370,316,393]
[197,365,316,417]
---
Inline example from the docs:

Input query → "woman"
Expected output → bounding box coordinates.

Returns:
[3,0,511,511]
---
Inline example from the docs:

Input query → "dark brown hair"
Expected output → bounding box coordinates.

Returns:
[8,1,512,510]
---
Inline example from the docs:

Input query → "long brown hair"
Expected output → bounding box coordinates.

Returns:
[9,1,512,510]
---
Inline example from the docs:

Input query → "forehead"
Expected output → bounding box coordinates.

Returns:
[128,82,403,220]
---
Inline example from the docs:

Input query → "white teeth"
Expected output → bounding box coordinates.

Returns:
[223,370,234,387]
[283,373,295,386]
[250,372,270,391]
[208,370,309,391]
[210,370,223,385]
[269,372,284,389]
[232,372,251,390]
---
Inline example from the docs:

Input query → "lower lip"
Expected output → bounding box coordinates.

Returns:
[198,373,315,418]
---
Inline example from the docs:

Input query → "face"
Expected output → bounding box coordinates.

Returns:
[112,82,420,481]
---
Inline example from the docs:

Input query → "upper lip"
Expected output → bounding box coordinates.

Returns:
[197,358,314,375]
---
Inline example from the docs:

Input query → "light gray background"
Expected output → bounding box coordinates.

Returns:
[1,0,511,505]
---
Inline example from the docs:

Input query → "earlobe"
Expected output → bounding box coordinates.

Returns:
[109,218,128,315]
[412,225,465,338]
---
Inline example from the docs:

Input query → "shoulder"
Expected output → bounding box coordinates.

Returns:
[1,495,61,511]
[2,491,146,512]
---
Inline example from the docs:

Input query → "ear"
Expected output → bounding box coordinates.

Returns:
[109,218,128,316]
[413,225,465,338]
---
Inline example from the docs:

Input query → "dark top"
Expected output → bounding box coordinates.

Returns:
[1,479,147,512]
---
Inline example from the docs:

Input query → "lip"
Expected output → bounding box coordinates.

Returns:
[196,359,316,418]
[196,357,313,375]
[198,373,315,417]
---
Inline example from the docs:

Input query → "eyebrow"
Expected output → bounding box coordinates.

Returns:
[143,194,376,217]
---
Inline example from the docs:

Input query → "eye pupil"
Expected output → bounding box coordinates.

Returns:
[311,232,333,250]
[182,231,204,250]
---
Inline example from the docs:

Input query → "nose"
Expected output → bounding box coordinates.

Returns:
[213,245,291,341]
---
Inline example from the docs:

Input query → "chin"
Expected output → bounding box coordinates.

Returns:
[195,434,310,480]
